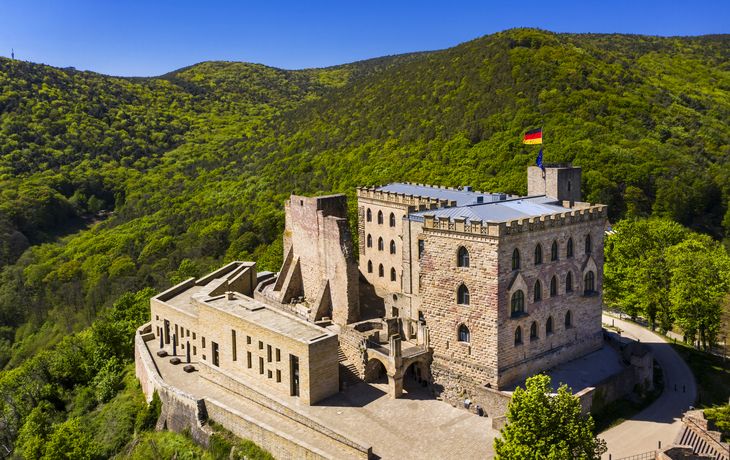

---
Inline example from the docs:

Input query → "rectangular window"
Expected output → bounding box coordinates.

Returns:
[247,335,251,345]
[187,329,190,337]
[276,348,281,362]
[193,332,196,340]
[193,346,197,356]
[232,330,237,361]
[418,239,425,259]
[212,342,219,367]
[267,345,272,362]
[276,369,281,383]
[247,351,252,368]
[259,357,264,374]
[267,370,272,379]
[258,340,263,350]
[156,315,159,320]
[202,337,206,348]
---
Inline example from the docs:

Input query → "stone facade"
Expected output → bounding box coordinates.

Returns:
[149,261,340,406]
[276,194,360,325]
[527,165,582,203]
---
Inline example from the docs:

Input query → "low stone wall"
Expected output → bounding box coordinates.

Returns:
[206,398,333,460]
[199,360,372,459]
[431,357,511,430]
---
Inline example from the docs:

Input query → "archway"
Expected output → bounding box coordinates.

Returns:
[364,358,387,382]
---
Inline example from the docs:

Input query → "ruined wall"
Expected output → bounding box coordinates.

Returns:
[285,194,360,325]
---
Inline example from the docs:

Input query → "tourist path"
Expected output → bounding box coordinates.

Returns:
[599,314,696,459]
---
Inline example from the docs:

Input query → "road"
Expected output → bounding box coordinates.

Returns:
[600,314,697,459]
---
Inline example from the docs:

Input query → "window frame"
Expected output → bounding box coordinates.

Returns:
[512,248,521,270]
[389,212,396,227]
[550,275,558,297]
[457,284,470,305]
[458,246,470,268]
[534,279,542,301]
[458,324,470,343]
[511,290,525,317]
[366,208,372,222]
[567,238,574,257]
[534,244,542,265]
[378,211,383,225]
[551,241,558,261]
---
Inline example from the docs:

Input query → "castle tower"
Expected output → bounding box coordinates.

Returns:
[527,164,581,203]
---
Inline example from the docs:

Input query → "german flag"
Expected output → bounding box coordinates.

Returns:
[523,127,542,145]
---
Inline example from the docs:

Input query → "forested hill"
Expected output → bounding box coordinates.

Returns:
[1,29,730,371]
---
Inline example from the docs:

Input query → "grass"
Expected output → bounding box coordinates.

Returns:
[592,359,665,434]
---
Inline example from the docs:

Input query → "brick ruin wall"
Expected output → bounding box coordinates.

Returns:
[286,195,360,325]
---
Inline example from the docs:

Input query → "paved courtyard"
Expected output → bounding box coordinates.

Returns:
[151,341,499,460]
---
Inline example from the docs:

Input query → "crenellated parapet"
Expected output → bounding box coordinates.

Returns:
[421,204,608,238]
[356,186,456,210]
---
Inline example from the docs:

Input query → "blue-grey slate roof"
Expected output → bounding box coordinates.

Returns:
[407,197,570,223]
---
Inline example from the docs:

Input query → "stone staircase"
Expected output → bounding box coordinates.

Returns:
[338,347,363,389]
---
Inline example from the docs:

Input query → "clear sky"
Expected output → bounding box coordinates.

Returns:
[0,0,728,77]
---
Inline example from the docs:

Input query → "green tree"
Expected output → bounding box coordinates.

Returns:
[667,234,730,350]
[42,417,96,460]
[493,374,606,460]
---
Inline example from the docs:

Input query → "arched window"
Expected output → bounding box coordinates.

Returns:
[550,276,558,297]
[391,268,397,282]
[530,321,538,339]
[515,327,522,345]
[511,290,524,317]
[378,237,384,251]
[534,244,542,265]
[551,241,558,261]
[585,234,592,254]
[458,324,470,343]
[367,234,372,248]
[533,280,542,301]
[367,260,373,273]
[584,271,595,295]
[389,212,396,227]
[378,211,383,225]
[366,209,372,222]
[512,248,521,270]
[458,284,470,305]
[378,264,384,278]
[458,246,470,267]
[567,238,574,257]
[390,240,396,255]
[566,272,573,292]
[565,310,572,328]
[546,316,553,334]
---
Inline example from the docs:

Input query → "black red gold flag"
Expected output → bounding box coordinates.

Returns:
[523,127,542,145]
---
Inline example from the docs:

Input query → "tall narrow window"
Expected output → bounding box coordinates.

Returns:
[267,344,272,362]
[512,248,521,270]
[418,240,425,259]
[276,348,281,362]
[390,268,396,282]
[232,330,237,362]
[379,264,384,278]
[566,272,573,292]
[390,240,396,255]
[367,234,372,247]
[367,260,373,273]
[259,357,264,374]
[458,246,470,267]
[390,212,396,227]
[378,237,384,251]
[458,324,470,343]
[458,284,470,305]
[515,327,522,345]
[534,244,542,265]
[530,321,538,339]
[276,369,281,383]
[567,238,574,257]
[534,280,542,301]
[366,208,372,222]
[546,316,553,334]
[584,271,595,295]
[550,276,558,297]
[551,241,558,261]
[212,342,219,367]
[378,211,383,225]
[565,311,572,328]
[247,351,252,368]
[511,290,524,316]
[585,234,592,254]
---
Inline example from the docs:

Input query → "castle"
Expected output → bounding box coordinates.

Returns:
[144,163,607,408]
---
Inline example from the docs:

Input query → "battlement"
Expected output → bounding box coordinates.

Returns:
[421,204,607,238]
[356,186,456,210]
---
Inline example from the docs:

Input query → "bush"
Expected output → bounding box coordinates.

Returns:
[135,389,162,432]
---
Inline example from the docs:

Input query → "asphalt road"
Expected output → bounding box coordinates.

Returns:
[599,314,697,459]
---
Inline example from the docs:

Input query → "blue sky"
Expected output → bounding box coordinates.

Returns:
[0,0,727,77]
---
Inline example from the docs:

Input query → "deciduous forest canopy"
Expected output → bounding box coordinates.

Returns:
[1,27,730,454]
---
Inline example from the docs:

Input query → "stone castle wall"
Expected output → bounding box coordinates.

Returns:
[527,166,582,203]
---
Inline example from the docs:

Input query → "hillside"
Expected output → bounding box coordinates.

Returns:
[1,28,730,369]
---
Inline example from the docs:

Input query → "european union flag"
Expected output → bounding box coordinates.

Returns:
[536,148,545,172]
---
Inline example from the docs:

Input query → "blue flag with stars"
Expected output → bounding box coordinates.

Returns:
[536,147,545,172]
